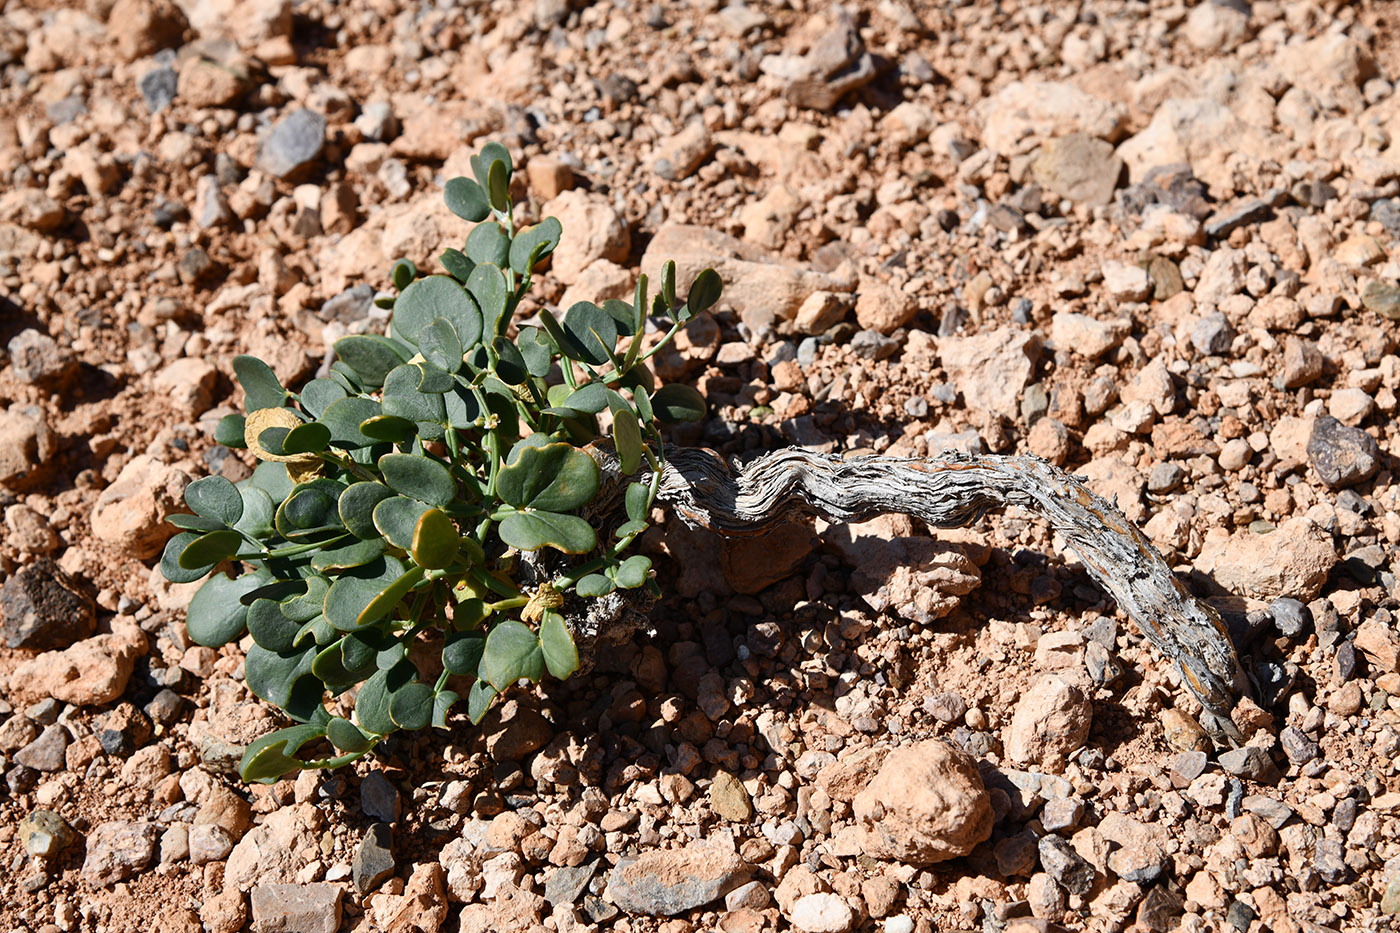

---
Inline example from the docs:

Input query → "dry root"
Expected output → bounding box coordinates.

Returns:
[579,443,1251,746]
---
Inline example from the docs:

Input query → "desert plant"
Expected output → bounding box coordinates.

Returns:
[172,142,1256,786]
[164,142,719,782]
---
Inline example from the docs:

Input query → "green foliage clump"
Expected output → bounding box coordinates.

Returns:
[164,143,721,783]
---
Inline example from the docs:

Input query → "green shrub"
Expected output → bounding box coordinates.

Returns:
[164,143,720,783]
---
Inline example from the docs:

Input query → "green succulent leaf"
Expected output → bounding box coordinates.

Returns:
[282,421,332,455]
[300,379,347,419]
[614,554,653,588]
[481,620,545,691]
[326,716,375,754]
[563,301,619,366]
[233,355,288,412]
[394,275,482,350]
[472,142,513,190]
[540,612,579,680]
[186,475,243,525]
[422,318,464,373]
[440,247,475,282]
[561,382,609,414]
[187,570,269,647]
[487,158,510,213]
[373,496,431,549]
[651,383,707,423]
[161,532,212,584]
[339,482,395,539]
[381,364,447,432]
[334,335,408,389]
[682,268,722,321]
[508,216,562,274]
[359,414,418,444]
[625,482,650,523]
[516,326,553,377]
[496,443,600,512]
[411,508,459,570]
[247,598,300,652]
[389,681,435,730]
[467,679,498,724]
[442,631,486,676]
[215,414,248,448]
[239,724,327,784]
[465,222,510,269]
[467,264,509,339]
[444,176,490,223]
[321,396,383,449]
[575,573,614,598]
[432,690,459,728]
[274,483,343,538]
[391,258,417,291]
[323,561,421,632]
[607,391,643,476]
[498,510,597,554]
[234,486,276,539]
[310,537,386,572]
[379,453,455,507]
[492,335,528,385]
[179,529,243,569]
[248,461,294,502]
[245,643,321,721]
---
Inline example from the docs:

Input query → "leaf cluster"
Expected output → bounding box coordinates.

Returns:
[167,143,722,783]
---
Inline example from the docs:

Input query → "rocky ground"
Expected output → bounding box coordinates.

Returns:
[2,0,1400,931]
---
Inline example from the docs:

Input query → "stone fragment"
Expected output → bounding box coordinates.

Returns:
[153,357,218,416]
[1051,313,1126,359]
[0,405,56,489]
[709,770,754,822]
[20,809,76,858]
[257,109,327,179]
[177,53,252,109]
[108,0,188,62]
[83,821,161,885]
[978,81,1124,155]
[740,184,804,250]
[938,328,1040,420]
[789,893,856,933]
[353,822,395,894]
[1355,618,1400,673]
[1183,1,1249,52]
[1006,675,1093,769]
[250,883,342,933]
[225,803,326,891]
[1039,835,1095,896]
[726,880,771,911]
[9,622,146,707]
[1275,337,1323,389]
[0,190,65,232]
[761,10,876,111]
[652,122,714,181]
[481,700,552,761]
[1218,747,1281,784]
[793,291,849,335]
[90,455,190,559]
[526,155,573,200]
[8,329,72,387]
[853,739,993,864]
[823,514,981,625]
[1,558,96,651]
[190,824,235,865]
[1361,280,1400,320]
[360,771,401,823]
[15,724,68,771]
[854,283,918,335]
[544,863,597,906]
[541,190,630,286]
[1193,517,1336,601]
[1033,133,1123,205]
[1307,415,1380,488]
[607,843,749,916]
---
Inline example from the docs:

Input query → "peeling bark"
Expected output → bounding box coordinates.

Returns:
[644,446,1250,746]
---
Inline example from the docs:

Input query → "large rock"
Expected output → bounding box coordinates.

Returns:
[1307,415,1380,488]
[937,328,1040,420]
[225,803,326,891]
[83,821,161,885]
[977,81,1124,155]
[1,558,96,651]
[1117,98,1280,194]
[250,884,342,933]
[1033,133,1124,205]
[0,404,56,489]
[540,190,630,286]
[107,0,187,61]
[822,514,981,625]
[852,739,993,864]
[608,843,749,916]
[8,621,146,706]
[90,455,191,560]
[256,109,327,179]
[1194,517,1336,600]
[640,224,852,334]
[1005,675,1093,770]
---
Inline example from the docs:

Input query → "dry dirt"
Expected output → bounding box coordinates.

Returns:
[2,1,1400,932]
